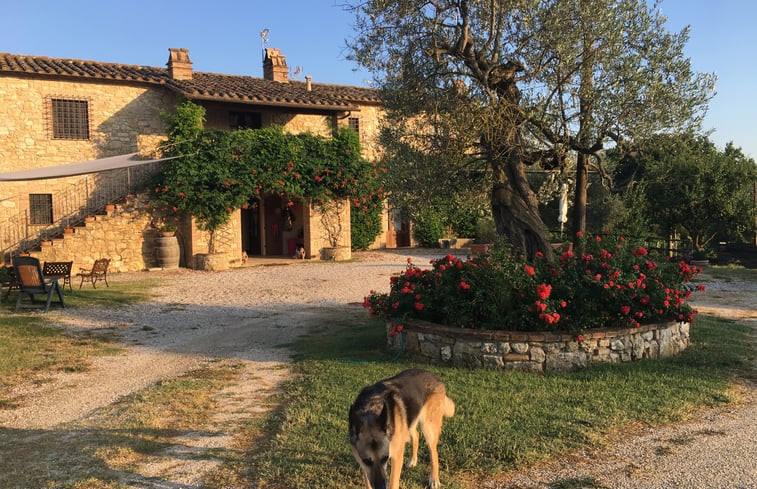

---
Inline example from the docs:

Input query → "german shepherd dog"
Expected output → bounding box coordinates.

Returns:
[349,369,455,489]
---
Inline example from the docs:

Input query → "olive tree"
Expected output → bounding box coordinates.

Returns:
[347,0,714,258]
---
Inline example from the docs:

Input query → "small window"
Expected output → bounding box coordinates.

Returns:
[51,98,90,139]
[230,111,262,130]
[29,194,53,225]
[348,117,360,136]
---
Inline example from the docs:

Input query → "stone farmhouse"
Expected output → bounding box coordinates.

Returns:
[0,48,413,271]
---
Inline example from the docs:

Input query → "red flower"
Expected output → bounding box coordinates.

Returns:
[524,265,535,276]
[576,334,584,342]
[536,283,552,300]
[620,305,631,315]
[414,302,425,311]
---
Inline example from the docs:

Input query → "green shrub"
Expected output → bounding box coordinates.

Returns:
[412,206,447,247]
[474,216,498,243]
[350,197,383,250]
[364,232,702,335]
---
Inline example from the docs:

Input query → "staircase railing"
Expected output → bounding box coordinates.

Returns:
[1,161,166,263]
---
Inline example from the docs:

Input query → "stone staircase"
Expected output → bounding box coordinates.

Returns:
[27,194,160,273]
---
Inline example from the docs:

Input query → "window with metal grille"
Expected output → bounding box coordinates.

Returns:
[348,117,360,137]
[230,111,262,129]
[51,98,90,139]
[29,194,53,225]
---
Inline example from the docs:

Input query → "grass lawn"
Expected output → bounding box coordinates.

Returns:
[246,313,751,489]
[0,278,161,408]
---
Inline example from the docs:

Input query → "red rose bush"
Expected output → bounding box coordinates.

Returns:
[364,233,701,335]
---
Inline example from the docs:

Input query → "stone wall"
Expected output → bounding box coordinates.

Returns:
[0,76,175,221]
[388,319,691,372]
[30,194,159,273]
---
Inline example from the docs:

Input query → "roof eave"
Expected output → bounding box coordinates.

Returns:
[178,92,361,112]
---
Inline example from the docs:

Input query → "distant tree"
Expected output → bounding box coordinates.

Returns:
[612,135,757,253]
[347,0,714,258]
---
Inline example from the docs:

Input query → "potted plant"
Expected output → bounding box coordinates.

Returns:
[318,198,351,261]
[159,223,177,237]
[470,216,497,255]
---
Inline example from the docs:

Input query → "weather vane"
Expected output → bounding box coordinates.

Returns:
[260,29,269,59]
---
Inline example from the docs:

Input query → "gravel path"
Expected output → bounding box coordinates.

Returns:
[0,251,754,488]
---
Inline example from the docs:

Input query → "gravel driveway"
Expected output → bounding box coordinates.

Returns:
[0,250,754,488]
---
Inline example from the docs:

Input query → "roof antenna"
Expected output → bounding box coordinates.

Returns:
[260,29,269,60]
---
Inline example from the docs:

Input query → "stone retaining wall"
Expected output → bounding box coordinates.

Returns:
[387,319,690,372]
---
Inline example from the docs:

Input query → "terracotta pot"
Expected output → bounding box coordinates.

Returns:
[160,231,175,237]
[63,228,74,234]
[105,204,116,212]
[469,243,491,255]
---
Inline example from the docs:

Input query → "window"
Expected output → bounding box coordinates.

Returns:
[348,117,360,136]
[230,111,262,130]
[29,194,53,225]
[50,98,90,139]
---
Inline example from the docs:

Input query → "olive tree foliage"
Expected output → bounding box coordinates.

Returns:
[346,0,714,259]
[612,135,757,253]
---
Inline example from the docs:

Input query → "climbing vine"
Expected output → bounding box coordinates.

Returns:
[152,100,387,251]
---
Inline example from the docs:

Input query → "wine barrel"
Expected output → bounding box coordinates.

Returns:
[155,236,180,268]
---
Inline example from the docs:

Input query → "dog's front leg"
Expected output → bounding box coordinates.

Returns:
[405,426,419,468]
[388,441,406,489]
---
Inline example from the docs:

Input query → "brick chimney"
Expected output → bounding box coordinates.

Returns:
[167,48,193,80]
[263,48,288,83]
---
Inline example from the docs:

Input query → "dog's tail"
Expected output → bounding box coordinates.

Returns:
[443,395,455,418]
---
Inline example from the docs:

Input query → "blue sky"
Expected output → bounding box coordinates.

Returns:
[2,0,754,159]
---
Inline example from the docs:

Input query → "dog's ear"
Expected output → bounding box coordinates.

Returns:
[378,397,395,436]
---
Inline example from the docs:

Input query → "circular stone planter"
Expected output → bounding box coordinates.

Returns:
[387,319,690,372]
[321,246,351,261]
[193,252,229,271]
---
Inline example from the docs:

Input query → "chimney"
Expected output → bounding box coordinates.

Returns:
[305,75,312,91]
[263,48,289,83]
[167,48,193,80]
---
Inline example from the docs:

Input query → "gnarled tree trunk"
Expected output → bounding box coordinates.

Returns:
[490,152,553,261]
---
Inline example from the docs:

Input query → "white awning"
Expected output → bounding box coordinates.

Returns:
[0,153,178,181]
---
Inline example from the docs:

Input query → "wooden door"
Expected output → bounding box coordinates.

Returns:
[264,195,283,255]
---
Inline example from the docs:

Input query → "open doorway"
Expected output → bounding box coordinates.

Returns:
[387,207,411,247]
[241,198,261,256]
[245,194,304,257]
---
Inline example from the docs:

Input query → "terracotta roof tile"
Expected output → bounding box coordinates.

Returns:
[0,52,380,110]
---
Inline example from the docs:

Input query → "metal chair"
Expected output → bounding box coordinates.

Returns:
[77,258,111,289]
[12,256,65,312]
[43,261,74,291]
